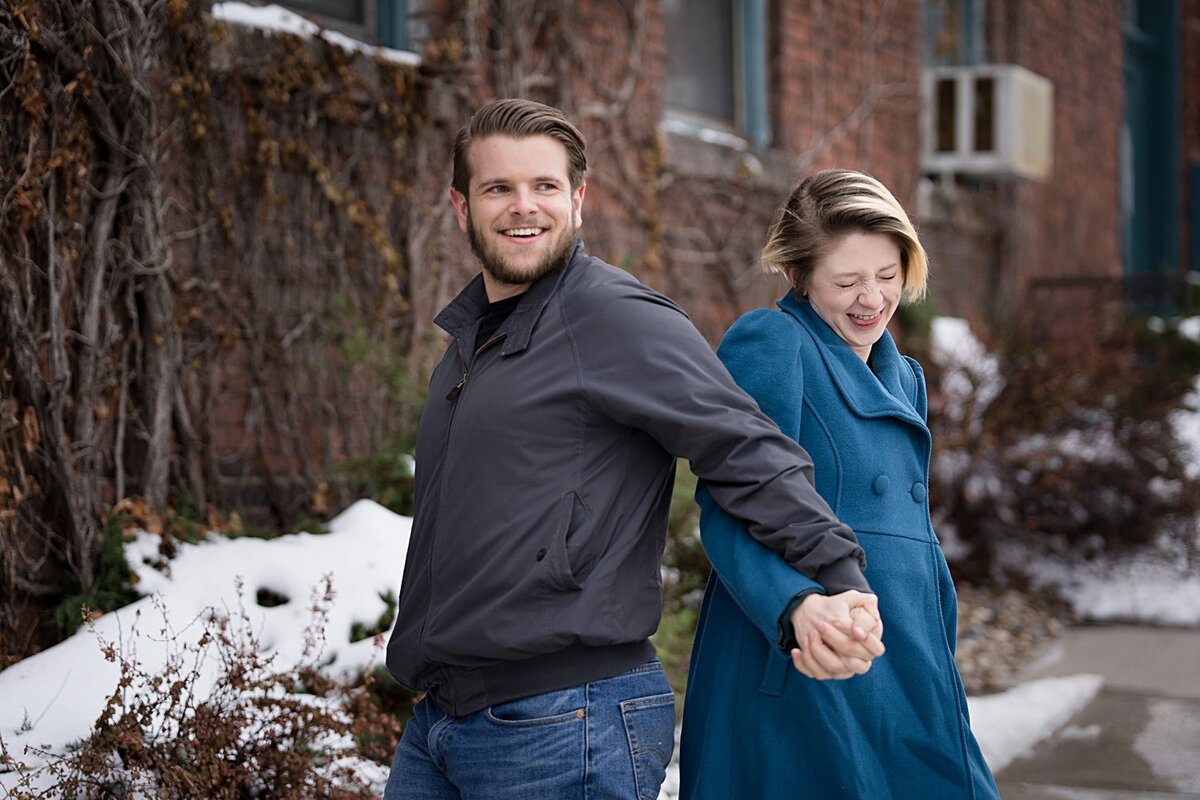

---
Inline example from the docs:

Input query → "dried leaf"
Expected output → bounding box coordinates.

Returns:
[113,496,163,533]
[21,406,39,454]
[311,481,332,514]
[0,398,17,431]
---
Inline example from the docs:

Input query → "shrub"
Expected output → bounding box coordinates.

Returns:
[51,513,141,638]
[652,460,710,703]
[5,578,392,799]
[332,448,416,518]
[349,592,397,643]
[924,317,1200,580]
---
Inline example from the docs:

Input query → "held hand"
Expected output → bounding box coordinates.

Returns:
[789,591,885,680]
[849,600,883,643]
[789,591,884,654]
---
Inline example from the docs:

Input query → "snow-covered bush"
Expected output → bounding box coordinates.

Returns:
[3,579,394,799]
[924,317,1200,580]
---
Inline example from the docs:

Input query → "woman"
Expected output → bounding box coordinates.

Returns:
[680,169,999,799]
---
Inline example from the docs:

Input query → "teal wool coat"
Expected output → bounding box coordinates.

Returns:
[679,295,999,799]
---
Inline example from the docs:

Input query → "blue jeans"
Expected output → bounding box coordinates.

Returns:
[383,660,675,800]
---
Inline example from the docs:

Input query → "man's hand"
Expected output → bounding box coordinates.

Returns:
[789,591,885,680]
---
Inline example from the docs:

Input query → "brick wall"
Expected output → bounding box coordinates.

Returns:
[574,0,925,342]
[416,0,1130,343]
[773,0,923,196]
[996,0,1124,285]
[182,0,1160,521]
[919,0,1124,339]
[567,0,666,293]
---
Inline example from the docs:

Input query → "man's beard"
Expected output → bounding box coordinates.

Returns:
[467,213,576,288]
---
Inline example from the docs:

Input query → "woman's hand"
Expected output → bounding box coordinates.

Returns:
[789,591,885,680]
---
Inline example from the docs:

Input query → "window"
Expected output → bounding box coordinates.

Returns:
[924,0,982,67]
[1121,0,1181,278]
[283,0,366,26]
[250,0,429,51]
[663,0,770,149]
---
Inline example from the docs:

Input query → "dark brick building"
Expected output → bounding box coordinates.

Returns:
[269,0,1197,342]
[176,0,1198,520]
[3,0,1197,657]
[11,0,1197,534]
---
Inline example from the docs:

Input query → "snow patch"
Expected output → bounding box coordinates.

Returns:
[968,674,1104,773]
[1177,316,1200,343]
[1003,540,1200,626]
[0,500,410,784]
[1171,373,1200,480]
[211,2,421,66]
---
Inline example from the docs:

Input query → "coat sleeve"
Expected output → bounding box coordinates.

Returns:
[695,311,870,648]
[569,285,868,588]
[695,483,826,647]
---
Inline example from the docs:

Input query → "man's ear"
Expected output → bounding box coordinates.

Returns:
[571,181,586,228]
[449,187,469,233]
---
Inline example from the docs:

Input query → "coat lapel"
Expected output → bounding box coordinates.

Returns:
[778,293,926,430]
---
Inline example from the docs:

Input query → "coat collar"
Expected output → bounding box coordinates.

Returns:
[434,238,585,356]
[777,292,925,429]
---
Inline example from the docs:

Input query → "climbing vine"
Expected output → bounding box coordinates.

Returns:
[0,0,915,663]
[2,0,190,660]
[0,0,449,661]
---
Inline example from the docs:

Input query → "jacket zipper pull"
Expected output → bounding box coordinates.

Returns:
[446,372,467,401]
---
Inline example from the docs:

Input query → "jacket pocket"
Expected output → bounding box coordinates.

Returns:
[542,492,586,592]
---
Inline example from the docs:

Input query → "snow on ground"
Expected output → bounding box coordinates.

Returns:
[4,314,1198,791]
[1169,315,1200,479]
[0,500,409,791]
[211,2,422,66]
[999,539,1200,626]
[1173,372,1200,481]
[1,499,1105,795]
[967,674,1105,773]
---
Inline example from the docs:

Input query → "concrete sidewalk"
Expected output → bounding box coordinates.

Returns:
[996,625,1200,799]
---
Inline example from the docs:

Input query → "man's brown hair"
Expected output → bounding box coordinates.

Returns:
[451,98,589,195]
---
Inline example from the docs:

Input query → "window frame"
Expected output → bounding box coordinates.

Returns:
[245,0,418,51]
[923,0,983,67]
[663,0,771,150]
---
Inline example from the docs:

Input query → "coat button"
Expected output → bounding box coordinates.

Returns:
[872,475,890,495]
[911,482,927,502]
[536,548,547,561]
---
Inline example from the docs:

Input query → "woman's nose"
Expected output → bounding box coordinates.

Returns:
[859,280,883,305]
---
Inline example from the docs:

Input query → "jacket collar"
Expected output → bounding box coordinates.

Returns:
[434,238,585,356]
[777,292,925,428]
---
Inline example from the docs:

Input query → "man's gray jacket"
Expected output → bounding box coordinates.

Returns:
[385,240,869,716]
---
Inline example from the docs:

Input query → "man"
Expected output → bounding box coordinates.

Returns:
[384,98,883,799]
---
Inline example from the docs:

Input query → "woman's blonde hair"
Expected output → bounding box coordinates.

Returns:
[761,169,928,302]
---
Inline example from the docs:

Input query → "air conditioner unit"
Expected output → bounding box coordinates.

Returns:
[922,64,1054,180]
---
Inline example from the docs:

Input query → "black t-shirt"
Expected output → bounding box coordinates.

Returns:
[477,293,523,346]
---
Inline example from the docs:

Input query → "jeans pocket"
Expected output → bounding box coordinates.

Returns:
[619,692,675,800]
[485,686,587,729]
